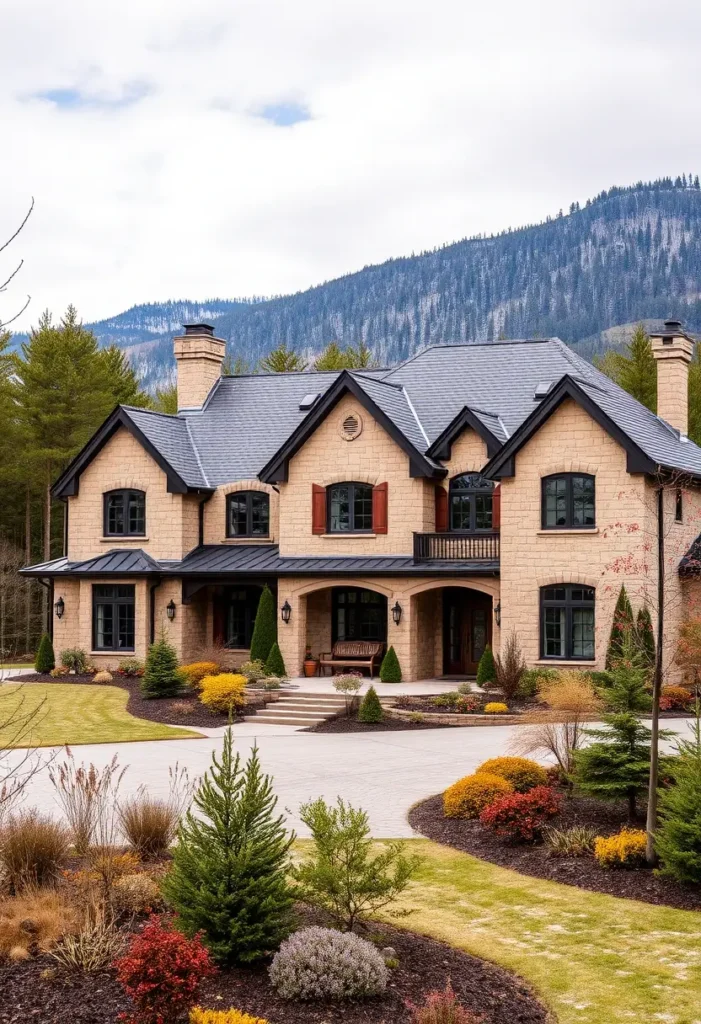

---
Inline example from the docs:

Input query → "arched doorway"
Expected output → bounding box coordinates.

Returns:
[443,586,492,675]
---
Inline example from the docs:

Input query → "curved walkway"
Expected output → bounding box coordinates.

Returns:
[4,718,691,838]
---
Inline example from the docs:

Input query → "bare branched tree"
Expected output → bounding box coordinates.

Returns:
[0,685,52,824]
[0,197,34,329]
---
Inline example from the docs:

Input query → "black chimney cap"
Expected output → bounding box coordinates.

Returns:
[183,323,214,336]
[664,319,684,331]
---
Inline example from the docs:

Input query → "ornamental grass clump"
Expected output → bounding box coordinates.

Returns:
[119,765,194,858]
[476,756,548,792]
[113,873,165,916]
[0,810,70,890]
[199,674,247,714]
[49,751,126,855]
[269,926,387,1001]
[594,828,647,869]
[544,825,598,857]
[479,786,561,844]
[443,773,513,820]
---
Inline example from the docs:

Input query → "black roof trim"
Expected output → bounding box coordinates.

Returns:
[482,375,658,480]
[258,370,445,483]
[51,406,214,499]
[427,405,502,461]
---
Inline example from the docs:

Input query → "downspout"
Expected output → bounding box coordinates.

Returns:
[149,578,163,645]
[61,498,68,558]
[36,578,53,637]
[645,484,665,864]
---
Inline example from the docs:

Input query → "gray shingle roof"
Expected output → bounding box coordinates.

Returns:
[122,407,209,488]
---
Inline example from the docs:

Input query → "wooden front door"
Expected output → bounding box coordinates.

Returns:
[443,588,492,675]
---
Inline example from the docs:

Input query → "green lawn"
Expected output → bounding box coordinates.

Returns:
[0,684,201,747]
[383,840,701,1024]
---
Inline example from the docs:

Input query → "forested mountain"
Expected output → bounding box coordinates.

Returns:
[21,176,701,383]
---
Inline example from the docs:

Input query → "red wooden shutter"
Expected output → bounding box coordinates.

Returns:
[492,483,501,529]
[312,484,326,534]
[213,597,226,646]
[435,485,448,532]
[372,482,388,534]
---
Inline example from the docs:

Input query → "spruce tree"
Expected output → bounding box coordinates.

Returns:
[141,629,182,698]
[162,732,294,963]
[636,606,656,673]
[380,646,402,683]
[358,685,383,723]
[655,710,701,883]
[97,346,149,407]
[35,632,54,672]
[572,711,652,820]
[476,644,496,687]
[606,585,635,669]
[264,641,286,677]
[259,343,306,373]
[595,324,656,412]
[250,585,276,664]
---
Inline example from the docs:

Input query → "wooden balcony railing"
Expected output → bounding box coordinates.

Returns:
[413,531,500,562]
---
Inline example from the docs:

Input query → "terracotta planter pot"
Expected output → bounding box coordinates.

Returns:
[303,659,318,678]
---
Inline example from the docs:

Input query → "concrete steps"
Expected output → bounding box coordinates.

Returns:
[244,692,347,727]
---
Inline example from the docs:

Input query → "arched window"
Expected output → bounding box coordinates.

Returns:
[541,474,595,529]
[103,490,145,537]
[327,482,373,533]
[540,584,595,660]
[226,491,270,538]
[449,473,494,532]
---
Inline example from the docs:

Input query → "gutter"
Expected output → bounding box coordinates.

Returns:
[149,579,163,645]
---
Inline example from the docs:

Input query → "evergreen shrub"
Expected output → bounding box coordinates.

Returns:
[141,631,183,699]
[380,646,402,683]
[358,685,383,723]
[655,714,701,883]
[264,641,286,678]
[249,585,276,664]
[606,586,634,669]
[35,633,55,673]
[443,773,513,819]
[475,645,496,687]
[60,648,88,673]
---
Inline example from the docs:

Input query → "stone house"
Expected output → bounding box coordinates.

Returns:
[21,320,701,681]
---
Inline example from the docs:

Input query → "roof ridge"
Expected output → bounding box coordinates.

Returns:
[401,385,430,447]
[185,417,210,487]
[121,404,181,421]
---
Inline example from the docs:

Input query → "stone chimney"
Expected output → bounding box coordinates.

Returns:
[650,319,694,436]
[173,323,226,411]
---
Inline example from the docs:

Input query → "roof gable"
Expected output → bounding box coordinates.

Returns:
[427,405,503,461]
[258,370,446,483]
[482,375,657,479]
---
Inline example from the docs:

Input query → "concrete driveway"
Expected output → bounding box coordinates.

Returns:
[3,718,692,838]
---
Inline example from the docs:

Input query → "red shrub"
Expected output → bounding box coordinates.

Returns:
[659,686,694,712]
[115,916,216,1024]
[479,786,561,844]
[406,980,482,1023]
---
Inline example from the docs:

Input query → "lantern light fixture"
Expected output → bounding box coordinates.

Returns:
[54,596,65,620]
[391,601,402,626]
[494,601,501,627]
[166,599,176,621]
[281,600,292,624]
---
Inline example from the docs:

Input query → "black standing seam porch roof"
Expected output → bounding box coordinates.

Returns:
[19,545,499,579]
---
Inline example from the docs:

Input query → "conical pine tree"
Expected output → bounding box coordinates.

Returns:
[358,685,383,723]
[656,710,701,883]
[162,732,294,964]
[35,632,54,672]
[476,645,496,687]
[249,585,276,664]
[380,646,402,683]
[141,628,182,698]
[606,585,635,670]
[264,641,286,677]
[636,606,656,672]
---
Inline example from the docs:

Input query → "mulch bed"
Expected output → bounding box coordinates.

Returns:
[7,673,245,729]
[0,914,548,1024]
[306,713,451,733]
[410,793,701,912]
[393,695,534,716]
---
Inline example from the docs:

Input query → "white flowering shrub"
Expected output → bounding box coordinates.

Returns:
[268,926,387,1001]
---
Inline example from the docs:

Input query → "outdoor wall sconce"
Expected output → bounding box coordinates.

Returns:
[281,600,292,624]
[166,599,176,621]
[391,601,402,625]
[494,601,501,627]
[54,596,65,619]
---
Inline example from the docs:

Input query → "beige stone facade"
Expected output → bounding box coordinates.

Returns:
[46,355,701,682]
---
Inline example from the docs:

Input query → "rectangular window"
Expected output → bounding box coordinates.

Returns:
[676,488,684,523]
[540,584,595,660]
[542,474,595,529]
[104,491,146,536]
[332,587,387,643]
[327,483,373,533]
[92,585,135,651]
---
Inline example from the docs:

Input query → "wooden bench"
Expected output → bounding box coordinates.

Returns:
[318,641,384,678]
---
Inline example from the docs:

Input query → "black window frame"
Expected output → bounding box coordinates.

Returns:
[541,473,596,530]
[540,584,595,661]
[223,585,262,649]
[331,587,388,644]
[103,489,146,537]
[449,473,495,533]
[326,482,374,534]
[225,490,270,538]
[92,584,136,652]
[676,488,684,523]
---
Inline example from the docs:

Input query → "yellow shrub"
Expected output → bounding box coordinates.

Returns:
[484,702,509,714]
[594,829,647,869]
[443,772,513,819]
[180,661,221,686]
[190,1009,269,1024]
[199,673,247,713]
[476,756,548,792]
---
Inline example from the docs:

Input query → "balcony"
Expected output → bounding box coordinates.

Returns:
[413,531,500,562]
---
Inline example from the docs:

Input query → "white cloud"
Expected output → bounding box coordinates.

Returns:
[4,0,701,329]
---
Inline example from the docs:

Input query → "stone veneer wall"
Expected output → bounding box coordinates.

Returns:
[203,480,279,545]
[66,427,199,562]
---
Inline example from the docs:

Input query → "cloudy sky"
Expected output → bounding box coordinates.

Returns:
[4,0,701,329]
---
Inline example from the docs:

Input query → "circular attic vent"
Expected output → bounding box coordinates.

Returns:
[340,411,363,441]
